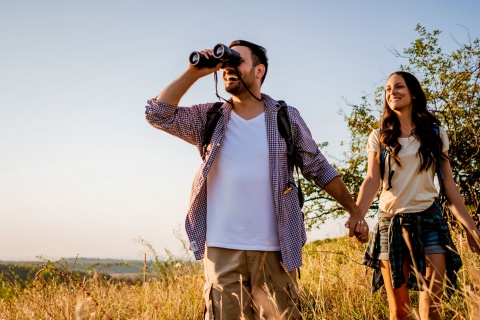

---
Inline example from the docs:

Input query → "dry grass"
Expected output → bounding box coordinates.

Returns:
[1,232,480,319]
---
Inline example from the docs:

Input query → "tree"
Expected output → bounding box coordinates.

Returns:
[303,24,480,231]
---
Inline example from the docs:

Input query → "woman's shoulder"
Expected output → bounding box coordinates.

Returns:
[437,125,449,151]
[369,128,381,140]
[437,125,447,135]
[367,129,381,151]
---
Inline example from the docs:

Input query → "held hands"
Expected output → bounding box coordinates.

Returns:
[345,218,369,244]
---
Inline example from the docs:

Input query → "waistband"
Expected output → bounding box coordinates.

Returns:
[379,202,440,219]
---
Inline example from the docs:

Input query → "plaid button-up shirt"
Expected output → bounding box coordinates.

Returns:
[145,94,339,271]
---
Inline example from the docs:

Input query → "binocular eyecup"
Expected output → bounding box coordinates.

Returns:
[189,43,241,69]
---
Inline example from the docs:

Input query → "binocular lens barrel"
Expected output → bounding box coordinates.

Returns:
[189,51,220,68]
[189,52,201,66]
[189,44,241,68]
[213,44,241,65]
[213,44,227,59]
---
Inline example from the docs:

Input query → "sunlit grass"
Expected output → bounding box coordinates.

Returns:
[1,232,479,319]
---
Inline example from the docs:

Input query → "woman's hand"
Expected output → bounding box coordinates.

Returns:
[345,219,369,243]
[466,228,480,254]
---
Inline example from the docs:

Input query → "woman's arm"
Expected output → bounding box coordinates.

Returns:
[345,150,381,242]
[441,152,480,252]
[356,151,382,217]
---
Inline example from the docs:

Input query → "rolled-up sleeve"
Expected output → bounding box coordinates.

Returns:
[145,98,207,146]
[145,98,178,125]
[289,107,339,188]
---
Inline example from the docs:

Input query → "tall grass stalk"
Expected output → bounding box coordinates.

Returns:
[1,232,479,319]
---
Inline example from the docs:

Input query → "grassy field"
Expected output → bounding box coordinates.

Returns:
[1,233,480,319]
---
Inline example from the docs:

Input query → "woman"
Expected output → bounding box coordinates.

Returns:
[357,71,480,320]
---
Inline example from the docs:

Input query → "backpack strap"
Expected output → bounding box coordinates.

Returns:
[432,123,447,205]
[379,147,387,182]
[379,144,394,191]
[201,102,223,160]
[379,129,388,184]
[432,123,444,182]
[277,100,295,165]
[277,100,304,208]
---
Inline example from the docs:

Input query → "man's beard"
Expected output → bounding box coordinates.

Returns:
[225,81,244,95]
[225,69,255,96]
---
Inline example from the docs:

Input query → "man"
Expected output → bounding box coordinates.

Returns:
[145,40,368,319]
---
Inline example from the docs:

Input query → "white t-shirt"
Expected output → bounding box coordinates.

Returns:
[206,111,280,250]
[367,127,449,214]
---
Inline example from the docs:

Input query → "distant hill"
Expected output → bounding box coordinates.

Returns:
[0,258,146,275]
[0,263,40,285]
[0,262,112,285]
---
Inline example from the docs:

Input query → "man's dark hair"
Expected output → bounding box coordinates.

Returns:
[229,40,268,84]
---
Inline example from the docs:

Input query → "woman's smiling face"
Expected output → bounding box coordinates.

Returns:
[385,74,415,112]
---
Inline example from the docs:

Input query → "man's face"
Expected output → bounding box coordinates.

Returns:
[222,46,256,95]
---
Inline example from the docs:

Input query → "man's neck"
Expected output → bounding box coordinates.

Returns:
[231,94,265,121]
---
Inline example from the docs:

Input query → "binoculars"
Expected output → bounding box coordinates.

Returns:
[189,44,241,68]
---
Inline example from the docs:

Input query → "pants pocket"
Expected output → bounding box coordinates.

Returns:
[203,283,214,320]
[271,281,301,319]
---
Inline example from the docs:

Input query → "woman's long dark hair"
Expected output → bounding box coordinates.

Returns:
[379,71,447,172]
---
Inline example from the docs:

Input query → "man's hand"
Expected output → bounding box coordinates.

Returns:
[155,49,222,106]
[187,49,223,77]
[345,218,369,244]
[322,177,369,243]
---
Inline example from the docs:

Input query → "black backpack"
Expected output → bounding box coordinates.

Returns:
[201,100,304,208]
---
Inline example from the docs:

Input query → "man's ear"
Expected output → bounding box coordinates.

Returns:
[256,64,266,80]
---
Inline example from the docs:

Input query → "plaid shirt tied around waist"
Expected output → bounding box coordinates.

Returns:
[362,202,462,294]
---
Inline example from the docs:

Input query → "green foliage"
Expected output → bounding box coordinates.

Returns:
[302,24,480,228]
[397,24,480,224]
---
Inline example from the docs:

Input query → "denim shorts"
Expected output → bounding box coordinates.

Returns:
[378,212,447,261]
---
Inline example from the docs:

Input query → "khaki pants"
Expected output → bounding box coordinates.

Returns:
[203,247,301,320]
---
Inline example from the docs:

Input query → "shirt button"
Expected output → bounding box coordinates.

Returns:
[216,143,221,146]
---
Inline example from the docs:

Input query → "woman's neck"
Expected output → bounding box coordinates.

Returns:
[396,113,415,138]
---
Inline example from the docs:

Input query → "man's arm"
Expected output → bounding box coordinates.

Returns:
[145,51,222,145]
[323,176,369,241]
[284,107,368,242]
[156,51,221,105]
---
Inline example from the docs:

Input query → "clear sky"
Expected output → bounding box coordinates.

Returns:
[1,0,479,261]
